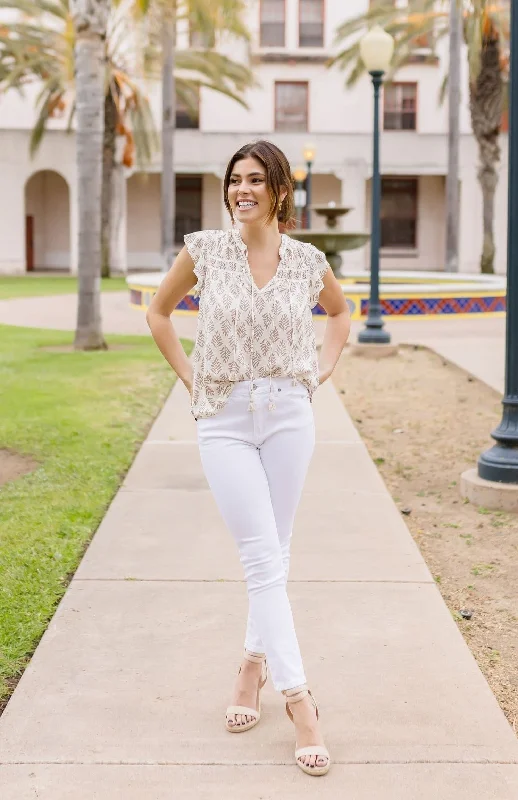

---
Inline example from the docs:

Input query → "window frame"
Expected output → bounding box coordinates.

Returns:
[383,82,418,132]
[259,0,287,48]
[175,175,203,245]
[175,93,200,130]
[298,0,325,48]
[274,80,309,132]
[380,176,419,251]
[188,21,216,49]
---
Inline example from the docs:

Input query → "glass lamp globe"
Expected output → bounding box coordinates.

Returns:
[293,166,308,182]
[303,144,316,163]
[360,25,394,73]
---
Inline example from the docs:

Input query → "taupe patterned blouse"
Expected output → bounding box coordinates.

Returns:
[184,227,329,419]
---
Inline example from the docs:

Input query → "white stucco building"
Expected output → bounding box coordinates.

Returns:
[0,0,509,275]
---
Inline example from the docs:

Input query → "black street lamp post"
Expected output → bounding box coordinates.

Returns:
[478,0,518,484]
[357,26,394,345]
[303,144,315,229]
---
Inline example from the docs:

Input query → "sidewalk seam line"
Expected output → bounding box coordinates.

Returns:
[1,759,517,766]
[72,578,436,584]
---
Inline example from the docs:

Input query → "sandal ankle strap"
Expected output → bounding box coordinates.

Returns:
[243,650,266,664]
[282,684,309,704]
[283,685,319,724]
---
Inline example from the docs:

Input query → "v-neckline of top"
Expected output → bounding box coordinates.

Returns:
[232,227,286,293]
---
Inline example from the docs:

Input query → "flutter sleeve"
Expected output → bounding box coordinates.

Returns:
[184,230,211,298]
[309,246,331,309]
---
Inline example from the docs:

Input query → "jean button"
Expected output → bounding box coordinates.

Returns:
[278,388,281,392]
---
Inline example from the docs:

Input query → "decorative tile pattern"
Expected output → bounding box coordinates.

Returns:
[360,296,506,316]
[130,289,142,307]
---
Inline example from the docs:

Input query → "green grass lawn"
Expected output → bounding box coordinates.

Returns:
[0,325,192,708]
[0,276,128,299]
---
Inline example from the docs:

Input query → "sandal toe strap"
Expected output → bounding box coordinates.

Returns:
[295,745,330,760]
[226,705,258,719]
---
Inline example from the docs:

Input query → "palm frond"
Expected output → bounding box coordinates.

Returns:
[331,0,509,88]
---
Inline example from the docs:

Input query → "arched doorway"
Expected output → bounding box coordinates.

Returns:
[25,170,70,272]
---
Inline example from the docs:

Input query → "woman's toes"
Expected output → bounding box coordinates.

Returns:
[316,756,328,767]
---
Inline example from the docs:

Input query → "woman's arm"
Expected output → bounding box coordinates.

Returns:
[316,268,351,385]
[146,247,198,394]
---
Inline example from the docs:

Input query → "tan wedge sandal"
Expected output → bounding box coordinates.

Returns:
[225,651,268,733]
[283,685,331,776]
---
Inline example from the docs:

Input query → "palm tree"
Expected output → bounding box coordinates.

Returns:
[69,0,109,349]
[131,0,253,268]
[446,0,461,272]
[0,0,158,279]
[329,0,510,274]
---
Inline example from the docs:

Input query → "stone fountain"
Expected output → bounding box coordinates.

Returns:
[289,202,369,275]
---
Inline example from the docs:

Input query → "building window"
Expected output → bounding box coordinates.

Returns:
[260,0,285,47]
[384,83,417,130]
[299,0,324,47]
[175,96,199,129]
[175,176,202,244]
[189,24,216,49]
[381,177,418,249]
[275,82,308,131]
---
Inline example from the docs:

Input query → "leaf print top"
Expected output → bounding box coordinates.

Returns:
[184,227,330,419]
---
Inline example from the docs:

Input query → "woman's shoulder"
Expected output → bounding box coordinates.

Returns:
[283,236,327,266]
[184,229,228,246]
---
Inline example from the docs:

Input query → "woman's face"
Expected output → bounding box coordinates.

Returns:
[227,156,282,226]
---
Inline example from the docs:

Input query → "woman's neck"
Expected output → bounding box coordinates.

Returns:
[240,222,281,251]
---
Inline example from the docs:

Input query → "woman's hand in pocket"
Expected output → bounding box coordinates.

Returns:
[182,369,194,398]
[318,365,333,386]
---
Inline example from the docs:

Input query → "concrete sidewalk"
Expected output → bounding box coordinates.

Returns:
[1,379,517,798]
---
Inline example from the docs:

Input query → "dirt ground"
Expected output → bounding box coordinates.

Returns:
[333,344,518,735]
[0,449,37,486]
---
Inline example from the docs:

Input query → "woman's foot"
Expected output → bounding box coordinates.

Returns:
[226,652,266,730]
[289,695,329,769]
[284,686,330,775]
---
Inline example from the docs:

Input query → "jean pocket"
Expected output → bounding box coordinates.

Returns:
[286,385,310,401]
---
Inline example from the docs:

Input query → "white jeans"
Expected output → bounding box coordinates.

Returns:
[196,377,315,691]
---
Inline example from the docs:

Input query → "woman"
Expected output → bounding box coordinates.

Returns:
[147,140,350,777]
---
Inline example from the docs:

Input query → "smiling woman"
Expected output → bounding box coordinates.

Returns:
[145,138,351,778]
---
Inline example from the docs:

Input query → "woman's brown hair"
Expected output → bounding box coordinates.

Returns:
[223,140,296,231]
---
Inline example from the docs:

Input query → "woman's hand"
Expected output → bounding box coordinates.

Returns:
[318,365,333,385]
[183,371,194,398]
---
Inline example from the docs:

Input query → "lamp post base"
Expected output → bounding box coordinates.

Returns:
[461,467,518,512]
[350,342,398,359]
[357,324,391,345]
[478,444,518,484]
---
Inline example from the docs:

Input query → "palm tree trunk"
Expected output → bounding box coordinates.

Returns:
[445,0,461,272]
[71,0,108,350]
[101,90,117,279]
[161,2,176,270]
[469,34,503,275]
[478,147,499,274]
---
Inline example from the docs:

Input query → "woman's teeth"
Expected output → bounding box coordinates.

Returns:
[238,201,257,209]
